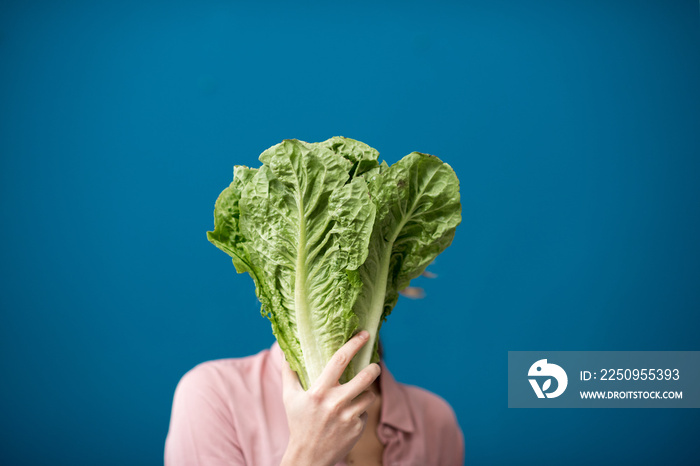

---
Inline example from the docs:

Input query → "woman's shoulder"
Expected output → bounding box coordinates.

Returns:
[174,344,280,397]
[165,345,284,464]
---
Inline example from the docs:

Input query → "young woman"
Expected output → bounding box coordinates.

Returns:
[165,331,464,465]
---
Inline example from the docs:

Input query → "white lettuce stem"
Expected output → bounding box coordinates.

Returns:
[354,242,393,371]
[295,206,324,387]
[354,209,412,373]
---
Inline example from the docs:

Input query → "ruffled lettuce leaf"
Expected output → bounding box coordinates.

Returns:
[350,152,462,370]
[210,139,375,388]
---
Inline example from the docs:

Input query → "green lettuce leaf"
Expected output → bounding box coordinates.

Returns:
[318,136,380,180]
[351,152,462,370]
[234,139,375,387]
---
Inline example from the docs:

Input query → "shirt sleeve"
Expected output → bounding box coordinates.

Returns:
[165,365,246,466]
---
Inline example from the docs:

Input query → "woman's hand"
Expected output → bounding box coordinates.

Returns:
[280,331,381,466]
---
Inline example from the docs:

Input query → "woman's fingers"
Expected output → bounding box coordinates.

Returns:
[315,331,370,389]
[338,363,381,401]
[347,389,376,418]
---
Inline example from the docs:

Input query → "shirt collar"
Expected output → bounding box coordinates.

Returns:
[270,342,415,434]
[378,360,415,433]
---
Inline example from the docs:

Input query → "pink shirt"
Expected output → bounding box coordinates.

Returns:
[165,343,464,466]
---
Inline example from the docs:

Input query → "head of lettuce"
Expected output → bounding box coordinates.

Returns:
[207,137,461,389]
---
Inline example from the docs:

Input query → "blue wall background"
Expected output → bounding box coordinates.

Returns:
[1,1,699,464]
